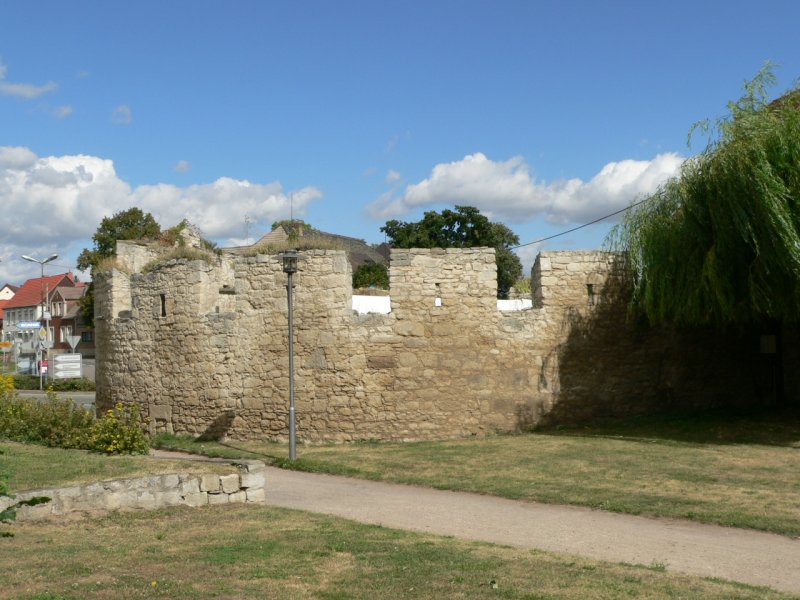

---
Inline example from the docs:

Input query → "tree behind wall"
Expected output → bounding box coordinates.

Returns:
[77,208,162,327]
[609,66,800,326]
[353,262,389,290]
[381,206,522,298]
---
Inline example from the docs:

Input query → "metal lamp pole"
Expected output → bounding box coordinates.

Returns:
[281,249,298,461]
[21,253,58,390]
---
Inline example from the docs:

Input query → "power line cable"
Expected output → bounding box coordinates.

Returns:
[510,196,650,250]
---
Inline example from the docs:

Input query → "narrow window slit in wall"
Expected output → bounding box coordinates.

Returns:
[435,283,442,307]
[160,294,167,317]
[586,284,596,306]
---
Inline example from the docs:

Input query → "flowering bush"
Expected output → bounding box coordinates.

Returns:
[88,403,149,455]
[0,374,14,396]
[0,390,149,455]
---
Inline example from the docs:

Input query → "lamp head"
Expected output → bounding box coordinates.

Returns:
[21,254,58,265]
[280,249,299,274]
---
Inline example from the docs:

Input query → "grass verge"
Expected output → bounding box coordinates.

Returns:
[1,442,235,491]
[2,503,793,600]
[153,407,800,536]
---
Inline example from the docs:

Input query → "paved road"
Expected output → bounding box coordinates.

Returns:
[17,389,96,411]
[262,466,800,595]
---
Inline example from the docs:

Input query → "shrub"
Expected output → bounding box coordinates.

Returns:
[0,391,149,455]
[0,375,14,395]
[0,389,94,449]
[88,403,149,455]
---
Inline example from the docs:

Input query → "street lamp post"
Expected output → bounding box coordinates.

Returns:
[21,254,58,390]
[280,249,299,461]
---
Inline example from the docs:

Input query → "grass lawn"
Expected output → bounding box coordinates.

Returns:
[2,503,793,600]
[1,442,235,491]
[154,407,800,536]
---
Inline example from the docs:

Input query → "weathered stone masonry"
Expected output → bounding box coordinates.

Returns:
[2,460,267,521]
[95,244,787,443]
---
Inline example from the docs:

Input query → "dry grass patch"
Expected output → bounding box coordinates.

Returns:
[0,504,792,599]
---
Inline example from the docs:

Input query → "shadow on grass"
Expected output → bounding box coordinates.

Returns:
[150,434,363,475]
[535,405,800,447]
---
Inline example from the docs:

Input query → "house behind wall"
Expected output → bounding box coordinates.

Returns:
[94,242,786,443]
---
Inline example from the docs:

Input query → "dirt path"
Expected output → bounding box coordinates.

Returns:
[262,466,800,595]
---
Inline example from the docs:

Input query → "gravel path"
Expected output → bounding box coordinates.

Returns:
[262,466,800,595]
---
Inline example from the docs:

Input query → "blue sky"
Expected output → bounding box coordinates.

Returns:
[2,0,799,283]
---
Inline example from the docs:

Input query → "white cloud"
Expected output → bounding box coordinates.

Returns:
[174,160,191,173]
[0,60,58,99]
[111,105,132,125]
[385,169,400,183]
[366,152,684,225]
[0,146,38,170]
[0,146,323,281]
[52,105,73,119]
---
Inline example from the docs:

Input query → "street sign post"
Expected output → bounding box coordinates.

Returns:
[66,335,81,353]
[53,354,82,379]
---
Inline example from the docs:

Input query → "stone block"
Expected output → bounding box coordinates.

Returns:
[245,488,266,503]
[132,491,158,510]
[228,490,247,504]
[160,474,180,489]
[367,355,396,369]
[240,471,266,490]
[220,474,241,494]
[200,474,220,492]
[183,491,208,507]
[207,492,229,505]
[156,490,183,507]
[395,322,425,336]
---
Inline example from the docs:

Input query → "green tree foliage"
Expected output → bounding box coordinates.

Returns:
[381,206,522,298]
[77,207,162,272]
[271,219,315,241]
[353,262,389,290]
[609,66,800,326]
[77,208,161,327]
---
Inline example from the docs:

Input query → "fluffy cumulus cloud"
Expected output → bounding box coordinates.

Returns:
[0,60,58,99]
[0,146,322,281]
[367,152,685,225]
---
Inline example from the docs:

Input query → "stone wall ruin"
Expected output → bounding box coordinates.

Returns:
[94,242,788,443]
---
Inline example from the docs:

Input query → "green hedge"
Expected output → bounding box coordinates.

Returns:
[12,375,95,392]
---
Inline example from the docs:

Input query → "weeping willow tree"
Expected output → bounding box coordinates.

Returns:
[609,67,800,326]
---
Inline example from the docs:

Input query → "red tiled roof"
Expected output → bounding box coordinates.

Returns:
[3,273,75,309]
[0,298,9,320]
